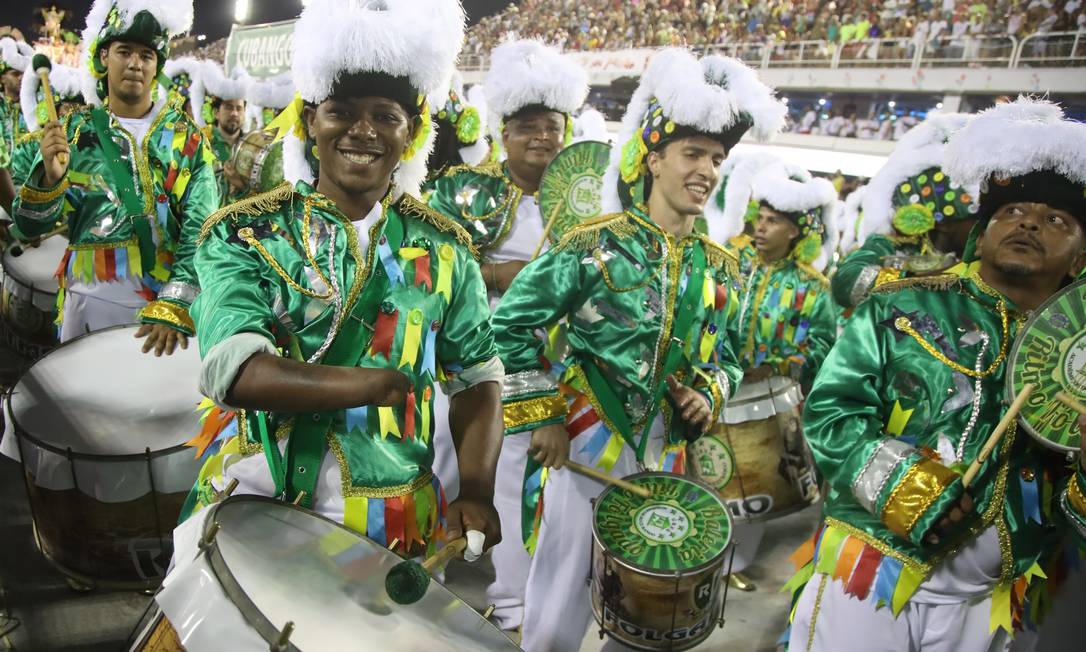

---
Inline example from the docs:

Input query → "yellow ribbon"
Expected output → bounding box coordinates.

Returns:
[173,167,192,201]
[268,94,306,142]
[597,431,625,472]
[128,242,142,277]
[891,564,925,614]
[989,582,1012,633]
[702,270,714,309]
[436,243,454,303]
[420,386,432,444]
[343,496,369,536]
[699,329,719,363]
[399,308,424,370]
[886,400,914,436]
[171,131,185,151]
[399,247,427,261]
[378,406,401,439]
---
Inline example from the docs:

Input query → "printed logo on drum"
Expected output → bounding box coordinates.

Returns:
[601,606,713,645]
[693,575,716,610]
[725,495,774,519]
[689,435,734,490]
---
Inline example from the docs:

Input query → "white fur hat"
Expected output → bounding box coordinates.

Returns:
[837,185,867,254]
[860,111,977,242]
[80,0,195,105]
[159,56,207,120]
[943,97,1086,199]
[0,37,34,73]
[20,62,87,132]
[573,108,610,144]
[283,0,466,200]
[201,61,250,103]
[483,37,589,142]
[601,49,786,214]
[245,73,295,130]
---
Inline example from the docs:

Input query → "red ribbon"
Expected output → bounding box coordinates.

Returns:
[714,281,728,310]
[384,496,405,551]
[844,545,883,600]
[404,390,416,440]
[414,254,432,292]
[370,309,398,359]
[103,248,117,281]
[793,287,807,311]
[181,131,201,158]
[164,164,179,193]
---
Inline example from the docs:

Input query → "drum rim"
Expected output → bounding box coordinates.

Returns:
[6,323,194,461]
[2,241,65,298]
[590,471,732,578]
[201,494,514,650]
[1005,277,1085,454]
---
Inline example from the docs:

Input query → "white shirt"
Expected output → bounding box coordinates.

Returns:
[114,113,155,146]
[487,192,546,310]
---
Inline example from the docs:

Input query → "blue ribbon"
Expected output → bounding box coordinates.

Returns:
[795,318,810,344]
[874,557,903,606]
[366,497,386,543]
[377,237,405,287]
[422,321,438,377]
[114,247,128,279]
[577,422,611,460]
[1020,475,1041,524]
[158,127,174,151]
[346,406,369,434]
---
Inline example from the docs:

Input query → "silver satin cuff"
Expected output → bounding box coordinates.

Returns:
[199,332,278,409]
[443,356,505,397]
[14,204,59,221]
[851,438,915,514]
[271,292,296,332]
[849,264,882,307]
[501,369,557,400]
[1060,493,1086,539]
[158,281,200,305]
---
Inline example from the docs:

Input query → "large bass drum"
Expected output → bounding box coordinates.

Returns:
[129,495,521,651]
[590,472,732,651]
[0,236,67,358]
[1,324,205,589]
[688,376,820,521]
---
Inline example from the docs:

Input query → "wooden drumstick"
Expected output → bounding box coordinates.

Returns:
[32,54,68,167]
[531,204,563,261]
[564,461,652,498]
[962,383,1035,488]
[1055,390,1086,416]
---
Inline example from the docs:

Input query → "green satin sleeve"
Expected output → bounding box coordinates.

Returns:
[801,287,839,389]
[167,138,220,296]
[436,247,498,377]
[803,293,963,547]
[191,219,277,355]
[9,135,40,189]
[831,235,900,309]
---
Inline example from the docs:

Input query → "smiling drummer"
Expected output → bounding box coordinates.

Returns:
[182,0,502,561]
[492,48,784,651]
[787,98,1086,651]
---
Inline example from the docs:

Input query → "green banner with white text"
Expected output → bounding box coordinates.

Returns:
[224,19,297,80]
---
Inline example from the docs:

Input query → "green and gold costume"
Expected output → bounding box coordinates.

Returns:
[185,180,501,556]
[427,161,532,251]
[0,94,24,169]
[832,233,930,310]
[10,97,218,333]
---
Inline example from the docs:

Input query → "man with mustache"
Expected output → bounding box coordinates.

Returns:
[832,112,980,312]
[182,0,502,564]
[9,0,217,355]
[787,98,1086,651]
[426,38,589,633]
[199,61,249,206]
[493,49,784,651]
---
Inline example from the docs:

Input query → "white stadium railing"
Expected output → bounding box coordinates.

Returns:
[459,31,1084,72]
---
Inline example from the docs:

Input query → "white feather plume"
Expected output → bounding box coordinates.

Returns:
[201,61,250,102]
[291,0,465,105]
[0,37,32,72]
[573,108,609,144]
[246,73,295,110]
[483,37,589,143]
[21,63,87,132]
[601,49,786,214]
[861,111,975,242]
[158,56,206,107]
[837,185,867,253]
[944,96,1086,190]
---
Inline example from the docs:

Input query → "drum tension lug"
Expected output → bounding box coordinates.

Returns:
[199,521,221,550]
[387,537,400,552]
[482,604,496,620]
[270,620,295,652]
[292,490,307,506]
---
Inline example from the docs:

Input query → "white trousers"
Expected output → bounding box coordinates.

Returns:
[726,519,766,575]
[484,432,533,630]
[789,527,1008,652]
[59,279,144,342]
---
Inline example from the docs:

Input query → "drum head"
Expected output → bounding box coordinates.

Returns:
[205,497,519,651]
[9,325,203,456]
[231,130,284,196]
[3,236,68,293]
[1007,279,1086,453]
[538,140,611,244]
[592,472,731,576]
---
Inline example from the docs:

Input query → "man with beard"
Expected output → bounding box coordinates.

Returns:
[493,49,784,651]
[425,38,589,634]
[9,0,216,354]
[787,98,1086,651]
[180,0,502,564]
[0,37,29,169]
[833,112,979,312]
[198,61,248,206]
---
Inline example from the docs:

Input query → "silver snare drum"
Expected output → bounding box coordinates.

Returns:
[0,236,66,358]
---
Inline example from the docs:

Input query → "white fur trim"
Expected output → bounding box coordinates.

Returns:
[0,38,33,72]
[158,56,206,107]
[80,0,194,104]
[282,131,315,186]
[246,73,294,110]
[465,84,488,137]
[861,111,975,242]
[20,63,85,132]
[484,38,589,139]
[458,138,490,167]
[202,61,249,102]
[291,0,464,105]
[838,185,867,253]
[573,108,609,144]
[706,150,788,238]
[601,49,785,214]
[944,97,1086,190]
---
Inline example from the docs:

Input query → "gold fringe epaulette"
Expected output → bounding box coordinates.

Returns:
[796,261,831,289]
[554,213,636,252]
[872,273,961,295]
[398,194,480,259]
[441,159,505,180]
[198,181,295,244]
[16,129,44,145]
[700,236,740,279]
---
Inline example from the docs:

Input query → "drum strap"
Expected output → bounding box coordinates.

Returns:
[89,107,156,276]
[271,209,403,508]
[582,243,707,461]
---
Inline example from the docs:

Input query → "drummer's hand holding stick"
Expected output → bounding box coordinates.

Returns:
[39,117,71,189]
[446,381,503,559]
[667,374,713,436]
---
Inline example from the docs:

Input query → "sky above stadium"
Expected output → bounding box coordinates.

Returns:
[1,1,511,43]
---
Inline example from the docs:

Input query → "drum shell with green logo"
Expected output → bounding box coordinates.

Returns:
[230,130,284,198]
[590,472,731,651]
[1007,278,1086,454]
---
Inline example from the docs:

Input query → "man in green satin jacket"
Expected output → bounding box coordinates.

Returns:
[0,36,26,169]
[10,1,216,353]
[494,48,786,652]
[787,98,1086,651]
[184,0,503,561]
[833,112,979,312]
